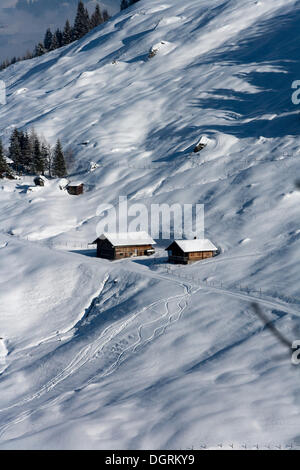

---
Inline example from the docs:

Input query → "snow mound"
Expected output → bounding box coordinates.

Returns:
[149,40,176,58]
[58,178,69,190]
[158,16,184,26]
[89,162,99,172]
[13,88,28,96]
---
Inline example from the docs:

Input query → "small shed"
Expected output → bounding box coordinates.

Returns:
[166,238,217,264]
[34,175,47,186]
[194,136,209,153]
[91,232,156,260]
[67,182,84,196]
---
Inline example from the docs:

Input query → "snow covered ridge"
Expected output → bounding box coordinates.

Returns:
[1,0,300,450]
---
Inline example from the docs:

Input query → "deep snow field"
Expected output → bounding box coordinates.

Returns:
[1,0,300,449]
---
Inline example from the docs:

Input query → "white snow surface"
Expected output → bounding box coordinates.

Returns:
[0,0,300,450]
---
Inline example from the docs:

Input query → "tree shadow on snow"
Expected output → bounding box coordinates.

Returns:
[189,7,300,139]
[144,6,300,163]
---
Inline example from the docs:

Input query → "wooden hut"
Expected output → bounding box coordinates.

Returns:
[166,238,217,264]
[91,232,156,261]
[67,182,84,195]
[194,136,209,153]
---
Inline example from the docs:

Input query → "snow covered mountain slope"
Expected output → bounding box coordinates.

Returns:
[1,0,300,449]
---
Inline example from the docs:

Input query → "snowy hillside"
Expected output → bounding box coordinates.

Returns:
[0,0,300,449]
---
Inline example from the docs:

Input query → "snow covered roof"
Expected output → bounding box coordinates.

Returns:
[68,182,84,187]
[96,232,156,247]
[167,239,217,253]
[197,136,210,146]
[34,175,47,181]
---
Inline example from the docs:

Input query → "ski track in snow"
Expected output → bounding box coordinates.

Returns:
[0,261,298,442]
[0,275,194,440]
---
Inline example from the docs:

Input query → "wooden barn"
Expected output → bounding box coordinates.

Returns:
[166,238,217,264]
[67,182,84,196]
[92,232,156,261]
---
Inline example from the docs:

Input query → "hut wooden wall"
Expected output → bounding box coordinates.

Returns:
[96,239,115,259]
[188,251,214,261]
[168,248,215,264]
[67,184,84,195]
[114,245,153,260]
[96,240,153,260]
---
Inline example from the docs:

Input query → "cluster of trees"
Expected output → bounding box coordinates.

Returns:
[0,2,110,71]
[120,0,141,10]
[0,129,68,179]
[39,2,110,54]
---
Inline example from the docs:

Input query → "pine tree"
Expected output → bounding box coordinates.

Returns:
[102,9,110,22]
[52,139,67,177]
[0,138,10,178]
[21,131,33,172]
[90,4,103,28]
[32,136,46,175]
[28,128,39,172]
[9,129,22,173]
[73,1,90,40]
[85,7,91,31]
[44,28,53,50]
[121,0,140,10]
[120,0,128,10]
[34,42,46,57]
[18,130,29,169]
[55,29,63,48]
[62,20,73,45]
[41,143,52,176]
[49,33,60,51]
